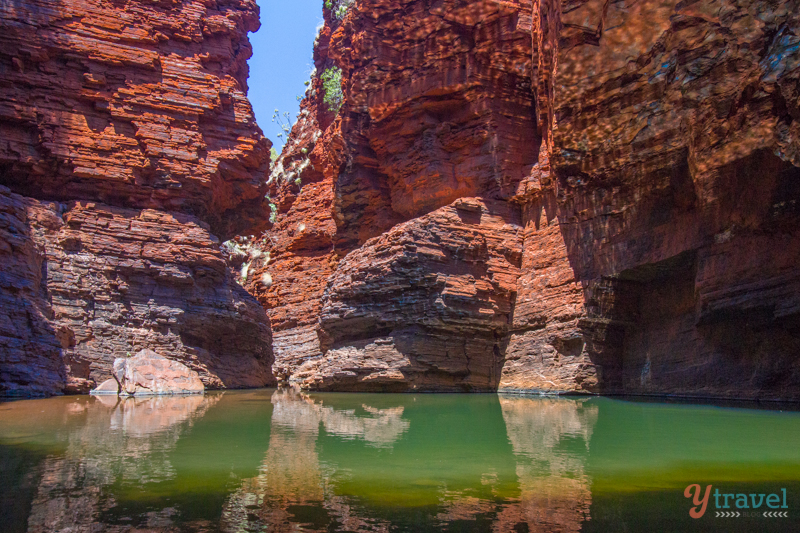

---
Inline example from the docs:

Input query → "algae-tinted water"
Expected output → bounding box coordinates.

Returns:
[1,390,798,532]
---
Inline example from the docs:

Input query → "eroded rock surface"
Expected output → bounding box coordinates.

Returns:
[255,0,799,399]
[0,188,66,396]
[0,0,276,395]
[14,188,274,392]
[294,198,522,391]
[325,0,538,246]
[548,0,800,398]
[500,195,599,393]
[0,0,270,239]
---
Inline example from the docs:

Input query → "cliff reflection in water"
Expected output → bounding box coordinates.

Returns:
[220,390,595,532]
[3,390,800,532]
[0,391,598,532]
[0,394,219,532]
[496,397,597,532]
[222,388,412,532]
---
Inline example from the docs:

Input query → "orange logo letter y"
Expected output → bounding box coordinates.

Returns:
[684,484,712,518]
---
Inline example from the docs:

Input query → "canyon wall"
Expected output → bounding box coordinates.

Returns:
[255,0,799,399]
[0,0,275,395]
[550,0,800,398]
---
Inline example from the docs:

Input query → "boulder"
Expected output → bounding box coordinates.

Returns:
[89,379,120,396]
[113,350,204,396]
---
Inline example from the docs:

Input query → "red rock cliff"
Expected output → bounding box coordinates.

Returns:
[547,0,800,398]
[249,0,595,392]
[254,0,799,400]
[0,0,275,395]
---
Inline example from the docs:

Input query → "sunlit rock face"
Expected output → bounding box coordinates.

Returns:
[112,349,206,396]
[326,0,538,247]
[243,97,339,380]
[254,0,800,399]
[249,0,547,388]
[0,0,275,395]
[0,0,270,239]
[500,195,599,394]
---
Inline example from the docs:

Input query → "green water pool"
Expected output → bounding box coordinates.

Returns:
[1,389,798,532]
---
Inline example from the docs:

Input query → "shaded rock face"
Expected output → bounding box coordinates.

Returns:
[254,0,799,400]
[0,189,66,396]
[1,186,275,395]
[0,0,275,395]
[547,0,800,398]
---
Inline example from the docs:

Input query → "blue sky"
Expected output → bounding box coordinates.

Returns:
[248,0,323,150]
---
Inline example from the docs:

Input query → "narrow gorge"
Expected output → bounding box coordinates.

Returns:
[2,0,799,401]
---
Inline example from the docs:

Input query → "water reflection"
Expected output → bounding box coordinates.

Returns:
[222,388,398,532]
[2,392,800,532]
[495,397,597,532]
[0,394,218,532]
[270,388,410,447]
[220,391,595,532]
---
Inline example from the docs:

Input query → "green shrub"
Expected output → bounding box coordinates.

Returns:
[268,200,278,224]
[321,67,343,113]
[325,0,353,21]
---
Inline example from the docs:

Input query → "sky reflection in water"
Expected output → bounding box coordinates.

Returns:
[1,390,799,532]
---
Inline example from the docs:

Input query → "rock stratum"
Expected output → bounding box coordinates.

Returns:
[0,0,275,396]
[249,0,799,400]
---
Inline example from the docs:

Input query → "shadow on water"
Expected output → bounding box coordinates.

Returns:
[0,444,48,533]
[1,391,799,531]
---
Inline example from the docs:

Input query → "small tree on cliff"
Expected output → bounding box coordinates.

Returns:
[325,0,353,20]
[321,67,343,113]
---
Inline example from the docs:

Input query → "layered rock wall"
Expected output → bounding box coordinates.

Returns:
[0,0,275,395]
[550,0,800,398]
[295,198,522,391]
[0,189,65,396]
[0,0,270,239]
[248,0,564,390]
[257,0,799,400]
[243,94,339,380]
